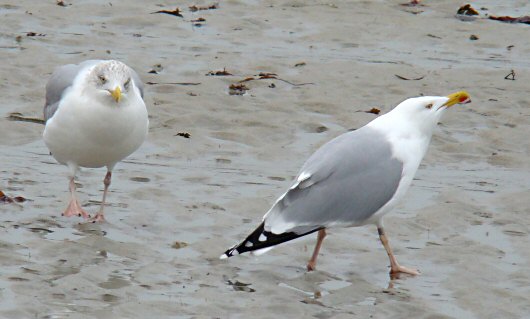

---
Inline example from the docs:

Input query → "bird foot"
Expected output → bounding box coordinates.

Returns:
[62,199,90,219]
[88,212,105,223]
[306,261,317,272]
[390,264,420,278]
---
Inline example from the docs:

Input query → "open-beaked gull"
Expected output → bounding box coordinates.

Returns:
[43,60,149,222]
[221,91,471,275]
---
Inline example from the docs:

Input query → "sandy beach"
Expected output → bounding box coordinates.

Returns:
[1,0,530,318]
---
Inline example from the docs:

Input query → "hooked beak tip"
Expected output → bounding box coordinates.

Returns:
[443,91,471,108]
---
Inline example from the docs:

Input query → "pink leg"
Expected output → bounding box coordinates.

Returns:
[307,229,327,271]
[89,171,111,223]
[378,227,420,276]
[62,177,89,219]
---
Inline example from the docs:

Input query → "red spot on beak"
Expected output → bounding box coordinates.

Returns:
[459,96,471,103]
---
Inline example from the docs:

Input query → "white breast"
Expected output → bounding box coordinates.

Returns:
[43,88,148,170]
[362,113,432,225]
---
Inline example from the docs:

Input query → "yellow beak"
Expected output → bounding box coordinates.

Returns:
[110,86,122,103]
[444,91,471,107]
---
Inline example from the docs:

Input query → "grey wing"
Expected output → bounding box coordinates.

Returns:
[43,60,101,122]
[129,67,144,99]
[265,126,403,234]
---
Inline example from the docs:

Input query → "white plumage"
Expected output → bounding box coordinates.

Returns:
[222,91,471,276]
[43,60,148,222]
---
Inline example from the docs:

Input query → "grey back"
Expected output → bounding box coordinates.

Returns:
[43,60,101,122]
[266,126,403,232]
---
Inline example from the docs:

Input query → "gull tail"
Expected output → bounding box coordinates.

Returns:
[220,222,322,259]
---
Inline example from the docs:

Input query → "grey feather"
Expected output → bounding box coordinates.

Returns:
[43,60,100,122]
[130,68,144,99]
[265,126,403,233]
[43,60,145,122]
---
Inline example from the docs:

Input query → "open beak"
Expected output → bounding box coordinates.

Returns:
[109,86,122,103]
[443,91,471,108]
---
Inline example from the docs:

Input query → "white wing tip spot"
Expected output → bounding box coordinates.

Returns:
[298,172,310,181]
[258,234,267,242]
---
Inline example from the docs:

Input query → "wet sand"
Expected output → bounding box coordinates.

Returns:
[1,1,530,318]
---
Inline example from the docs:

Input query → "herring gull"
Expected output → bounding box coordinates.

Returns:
[221,91,471,275]
[43,60,149,222]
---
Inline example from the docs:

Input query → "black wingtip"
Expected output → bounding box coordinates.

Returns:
[220,222,322,259]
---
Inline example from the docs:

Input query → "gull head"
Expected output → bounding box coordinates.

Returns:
[390,91,471,134]
[87,60,136,104]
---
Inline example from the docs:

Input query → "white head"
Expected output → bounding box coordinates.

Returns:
[84,60,137,105]
[388,91,471,136]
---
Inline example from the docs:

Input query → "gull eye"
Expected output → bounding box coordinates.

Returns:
[425,103,433,109]
[98,75,107,84]
[124,78,131,90]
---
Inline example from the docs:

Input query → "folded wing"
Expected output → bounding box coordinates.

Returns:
[265,126,404,234]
